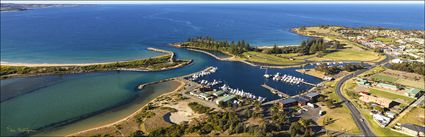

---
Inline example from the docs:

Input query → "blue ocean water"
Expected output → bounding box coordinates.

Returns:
[1,4,423,63]
[0,4,424,136]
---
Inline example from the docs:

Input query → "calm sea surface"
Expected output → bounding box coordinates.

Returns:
[1,4,424,136]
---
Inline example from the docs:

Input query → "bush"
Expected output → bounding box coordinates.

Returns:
[188,102,212,114]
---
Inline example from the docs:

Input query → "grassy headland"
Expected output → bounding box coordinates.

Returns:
[0,48,191,79]
[176,26,385,67]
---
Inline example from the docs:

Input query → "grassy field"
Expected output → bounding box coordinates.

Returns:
[371,74,399,83]
[295,26,386,63]
[316,78,361,134]
[242,51,305,65]
[396,79,425,90]
[368,88,415,104]
[309,49,383,62]
[141,109,172,133]
[317,105,361,134]
[374,37,396,45]
[397,107,425,126]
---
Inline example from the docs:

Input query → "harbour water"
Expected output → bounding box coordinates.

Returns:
[1,4,424,136]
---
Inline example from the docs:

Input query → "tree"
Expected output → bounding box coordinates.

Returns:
[130,130,144,137]
[290,122,301,137]
[326,100,334,108]
[303,127,313,137]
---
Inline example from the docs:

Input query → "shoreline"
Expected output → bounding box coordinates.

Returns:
[0,47,169,67]
[186,48,306,69]
[66,79,186,137]
[66,66,213,136]
[0,48,192,80]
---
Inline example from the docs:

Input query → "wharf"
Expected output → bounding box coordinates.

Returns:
[261,84,290,98]
[180,66,215,78]
[301,81,317,87]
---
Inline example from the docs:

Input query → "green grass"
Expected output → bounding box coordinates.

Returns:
[371,74,399,83]
[397,107,425,126]
[360,66,386,78]
[242,51,305,65]
[318,78,361,134]
[396,79,425,90]
[374,37,396,45]
[368,89,415,104]
[309,49,382,62]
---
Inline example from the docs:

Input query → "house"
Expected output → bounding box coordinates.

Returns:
[323,76,334,81]
[307,102,316,108]
[200,87,213,92]
[400,124,425,136]
[385,111,397,119]
[304,92,320,102]
[373,114,391,127]
[199,93,213,101]
[391,58,403,64]
[376,83,399,91]
[356,78,371,87]
[294,96,310,106]
[406,88,422,98]
[212,90,225,97]
[278,98,298,108]
[215,95,236,105]
[359,93,395,108]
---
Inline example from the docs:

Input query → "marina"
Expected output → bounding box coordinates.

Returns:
[2,4,420,136]
[265,71,317,87]
[186,66,267,104]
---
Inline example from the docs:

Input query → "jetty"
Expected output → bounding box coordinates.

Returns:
[261,84,290,98]
[147,47,175,62]
[300,81,317,87]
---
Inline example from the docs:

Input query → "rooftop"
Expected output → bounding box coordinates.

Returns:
[401,124,425,132]
[216,95,236,103]
[280,98,297,104]
[407,88,421,95]
[304,92,320,98]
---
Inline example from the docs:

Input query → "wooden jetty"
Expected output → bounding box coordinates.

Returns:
[261,84,290,98]
[301,81,317,87]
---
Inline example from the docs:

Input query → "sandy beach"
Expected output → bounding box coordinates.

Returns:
[0,61,112,67]
[65,79,185,137]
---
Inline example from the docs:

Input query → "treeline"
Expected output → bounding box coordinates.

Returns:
[183,36,332,57]
[149,101,315,137]
[183,36,254,56]
[261,38,328,55]
[389,62,425,76]
[315,64,364,75]
[0,55,187,79]
[149,111,249,137]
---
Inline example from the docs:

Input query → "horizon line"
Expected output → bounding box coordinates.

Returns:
[1,1,424,4]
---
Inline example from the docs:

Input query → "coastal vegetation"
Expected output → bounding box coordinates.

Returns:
[388,62,425,76]
[1,50,191,79]
[188,102,213,114]
[179,29,383,66]
[145,99,321,137]
[314,64,364,75]
[182,36,254,56]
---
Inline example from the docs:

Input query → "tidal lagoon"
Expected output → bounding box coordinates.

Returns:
[1,4,424,136]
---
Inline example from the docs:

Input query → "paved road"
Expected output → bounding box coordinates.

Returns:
[335,54,392,136]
